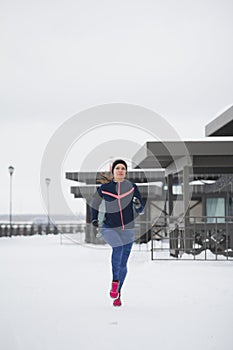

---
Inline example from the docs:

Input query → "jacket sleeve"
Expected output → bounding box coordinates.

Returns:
[91,186,103,222]
[133,184,144,214]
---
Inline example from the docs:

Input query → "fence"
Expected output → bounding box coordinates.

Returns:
[0,222,85,238]
[150,216,233,261]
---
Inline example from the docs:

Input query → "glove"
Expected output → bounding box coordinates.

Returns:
[133,197,141,209]
[91,219,99,228]
[91,220,102,238]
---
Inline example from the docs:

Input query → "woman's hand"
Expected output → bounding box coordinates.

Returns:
[91,219,99,228]
[133,197,141,209]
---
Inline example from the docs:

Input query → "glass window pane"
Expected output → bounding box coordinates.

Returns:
[206,198,225,222]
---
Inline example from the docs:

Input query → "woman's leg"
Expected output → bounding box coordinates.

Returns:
[118,229,135,291]
[101,227,123,282]
[101,227,134,293]
[118,241,133,291]
[111,246,123,281]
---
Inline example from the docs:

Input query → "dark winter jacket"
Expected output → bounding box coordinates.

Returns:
[91,180,144,230]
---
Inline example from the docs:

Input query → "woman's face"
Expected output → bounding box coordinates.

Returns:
[113,163,127,181]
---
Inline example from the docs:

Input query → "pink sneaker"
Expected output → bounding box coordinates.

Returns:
[113,296,122,307]
[110,281,119,299]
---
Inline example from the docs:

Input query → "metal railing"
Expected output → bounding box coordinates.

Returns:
[150,216,233,261]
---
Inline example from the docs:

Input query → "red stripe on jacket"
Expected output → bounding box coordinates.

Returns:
[101,186,134,230]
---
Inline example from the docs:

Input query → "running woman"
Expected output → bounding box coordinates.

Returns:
[91,159,144,306]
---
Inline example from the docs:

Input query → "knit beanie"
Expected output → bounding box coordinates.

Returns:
[111,159,128,173]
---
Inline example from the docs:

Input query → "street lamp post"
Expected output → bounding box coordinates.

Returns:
[45,178,51,234]
[8,166,14,237]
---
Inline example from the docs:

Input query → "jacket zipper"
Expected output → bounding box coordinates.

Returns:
[117,182,125,230]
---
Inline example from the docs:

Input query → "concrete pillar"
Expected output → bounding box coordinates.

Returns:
[183,166,190,217]
[183,166,192,251]
[85,202,92,243]
[167,174,173,216]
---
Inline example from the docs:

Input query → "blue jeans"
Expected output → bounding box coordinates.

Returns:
[101,226,135,292]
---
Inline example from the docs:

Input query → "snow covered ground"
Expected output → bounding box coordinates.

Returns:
[0,234,233,350]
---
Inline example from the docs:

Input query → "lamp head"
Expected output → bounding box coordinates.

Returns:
[45,178,51,185]
[8,166,14,175]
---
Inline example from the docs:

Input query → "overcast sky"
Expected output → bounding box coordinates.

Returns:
[0,0,233,216]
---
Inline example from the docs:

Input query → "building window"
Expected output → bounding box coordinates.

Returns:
[229,197,233,218]
[172,185,182,195]
[206,197,225,222]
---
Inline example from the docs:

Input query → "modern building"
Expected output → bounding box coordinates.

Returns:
[66,106,233,259]
[205,105,233,136]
